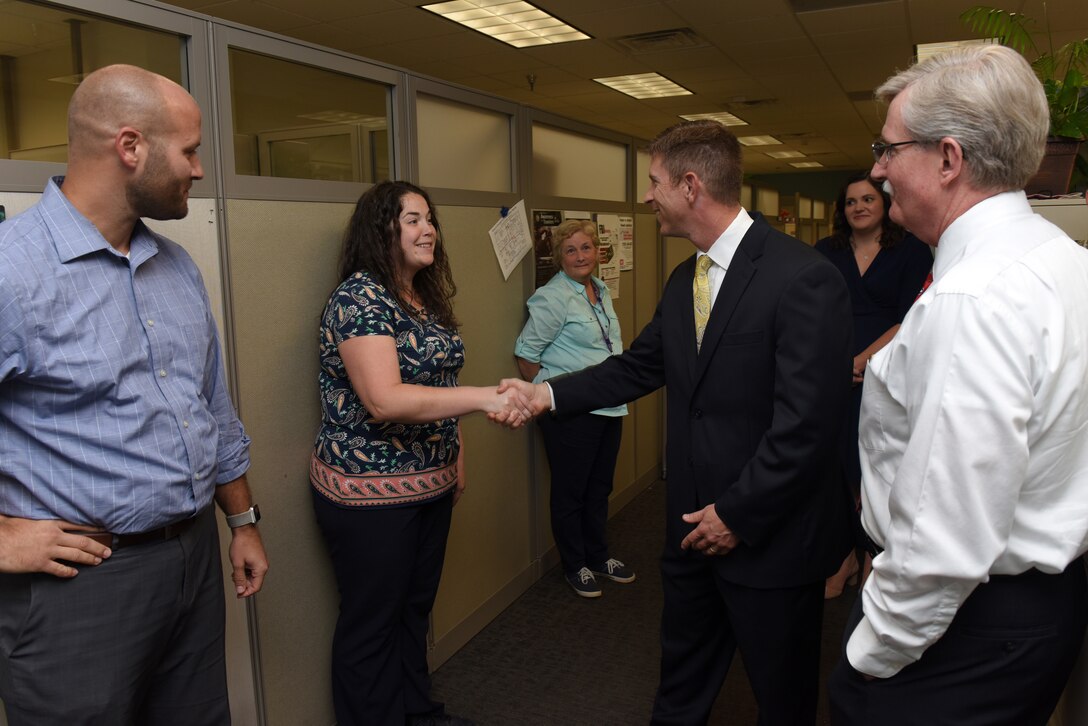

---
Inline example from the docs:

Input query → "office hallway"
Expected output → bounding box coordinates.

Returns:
[432,479,855,725]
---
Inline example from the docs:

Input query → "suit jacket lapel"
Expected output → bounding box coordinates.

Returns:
[692,218,766,384]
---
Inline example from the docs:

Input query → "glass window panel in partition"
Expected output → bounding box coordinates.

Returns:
[0,0,184,163]
[417,94,511,193]
[532,124,626,202]
[228,48,391,183]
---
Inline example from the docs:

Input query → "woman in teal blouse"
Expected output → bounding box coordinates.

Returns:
[514,219,634,598]
[312,181,528,726]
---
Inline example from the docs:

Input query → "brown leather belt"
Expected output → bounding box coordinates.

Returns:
[82,516,197,550]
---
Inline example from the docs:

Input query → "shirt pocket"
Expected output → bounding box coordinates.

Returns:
[859,384,887,453]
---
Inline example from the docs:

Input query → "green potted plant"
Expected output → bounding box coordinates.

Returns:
[961,4,1088,193]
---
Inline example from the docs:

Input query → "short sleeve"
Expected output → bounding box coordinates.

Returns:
[514,283,567,362]
[329,275,396,346]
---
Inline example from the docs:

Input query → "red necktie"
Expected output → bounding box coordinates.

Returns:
[915,272,933,302]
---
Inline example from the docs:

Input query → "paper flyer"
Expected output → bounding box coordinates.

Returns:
[618,215,634,271]
[489,200,533,281]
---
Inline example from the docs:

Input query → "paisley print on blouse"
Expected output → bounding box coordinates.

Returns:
[311,271,464,507]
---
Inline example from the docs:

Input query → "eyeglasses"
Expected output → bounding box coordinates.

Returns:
[871,139,919,164]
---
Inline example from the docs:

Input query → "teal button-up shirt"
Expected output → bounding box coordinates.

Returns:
[514,271,627,417]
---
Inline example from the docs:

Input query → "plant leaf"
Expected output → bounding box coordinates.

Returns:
[960,6,1037,55]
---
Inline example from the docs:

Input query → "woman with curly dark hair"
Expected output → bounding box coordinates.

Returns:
[815,171,932,598]
[310,181,527,726]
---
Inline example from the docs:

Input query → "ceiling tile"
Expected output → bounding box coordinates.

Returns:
[794,0,905,36]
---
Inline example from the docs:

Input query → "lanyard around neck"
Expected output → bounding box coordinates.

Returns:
[584,282,613,353]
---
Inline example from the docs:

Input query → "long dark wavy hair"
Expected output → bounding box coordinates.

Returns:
[337,180,458,329]
[825,171,905,251]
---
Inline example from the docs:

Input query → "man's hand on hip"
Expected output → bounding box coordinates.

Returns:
[0,515,111,577]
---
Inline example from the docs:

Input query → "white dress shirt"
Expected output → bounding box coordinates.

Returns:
[848,191,1088,678]
[695,207,754,307]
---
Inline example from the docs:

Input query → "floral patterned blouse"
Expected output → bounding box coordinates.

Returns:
[310,271,465,507]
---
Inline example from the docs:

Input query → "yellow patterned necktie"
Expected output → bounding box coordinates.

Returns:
[693,254,713,351]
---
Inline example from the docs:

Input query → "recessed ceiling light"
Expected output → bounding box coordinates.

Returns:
[737,135,781,146]
[766,150,805,159]
[594,72,692,99]
[422,1,589,48]
[680,111,748,127]
[916,38,994,63]
[790,161,824,168]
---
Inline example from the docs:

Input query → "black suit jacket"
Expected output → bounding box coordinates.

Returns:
[551,214,853,588]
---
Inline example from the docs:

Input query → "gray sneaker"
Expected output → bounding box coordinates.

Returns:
[566,566,602,598]
[590,558,636,583]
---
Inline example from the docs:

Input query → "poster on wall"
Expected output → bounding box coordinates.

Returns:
[531,209,562,288]
[596,213,619,266]
[618,215,634,271]
[594,213,621,299]
[489,200,533,281]
[598,263,621,299]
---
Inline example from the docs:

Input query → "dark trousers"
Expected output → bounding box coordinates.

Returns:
[312,489,453,726]
[829,558,1088,726]
[538,412,622,574]
[0,507,228,726]
[651,550,825,726]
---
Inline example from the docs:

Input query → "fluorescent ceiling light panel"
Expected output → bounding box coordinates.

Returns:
[423,1,589,48]
[680,111,748,126]
[916,38,994,63]
[790,161,824,168]
[765,150,805,159]
[594,72,692,99]
[737,135,781,146]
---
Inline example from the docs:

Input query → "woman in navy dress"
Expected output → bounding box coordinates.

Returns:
[815,171,932,598]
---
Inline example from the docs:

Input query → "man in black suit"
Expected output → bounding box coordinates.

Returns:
[499,120,853,724]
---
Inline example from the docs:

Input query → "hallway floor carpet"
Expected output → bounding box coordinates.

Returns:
[431,479,855,725]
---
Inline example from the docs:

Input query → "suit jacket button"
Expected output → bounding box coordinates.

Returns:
[692,409,703,419]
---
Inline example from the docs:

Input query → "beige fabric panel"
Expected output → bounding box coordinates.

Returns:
[225,198,347,726]
[427,204,535,640]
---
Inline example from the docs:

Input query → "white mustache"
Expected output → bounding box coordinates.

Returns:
[883,180,895,197]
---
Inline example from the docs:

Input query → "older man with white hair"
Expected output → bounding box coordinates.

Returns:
[829,44,1088,726]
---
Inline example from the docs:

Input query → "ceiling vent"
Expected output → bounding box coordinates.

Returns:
[613,28,708,54]
[725,97,779,108]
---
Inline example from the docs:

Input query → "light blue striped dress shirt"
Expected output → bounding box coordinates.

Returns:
[0,177,250,533]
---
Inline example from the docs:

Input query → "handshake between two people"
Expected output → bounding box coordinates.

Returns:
[485,379,552,429]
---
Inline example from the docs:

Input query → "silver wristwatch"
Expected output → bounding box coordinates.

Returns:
[226,504,261,528]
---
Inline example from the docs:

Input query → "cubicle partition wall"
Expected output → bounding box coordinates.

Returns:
[0,2,663,724]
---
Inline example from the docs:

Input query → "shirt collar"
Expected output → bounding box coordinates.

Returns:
[698,207,753,271]
[933,190,1030,281]
[557,269,600,297]
[43,176,158,265]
